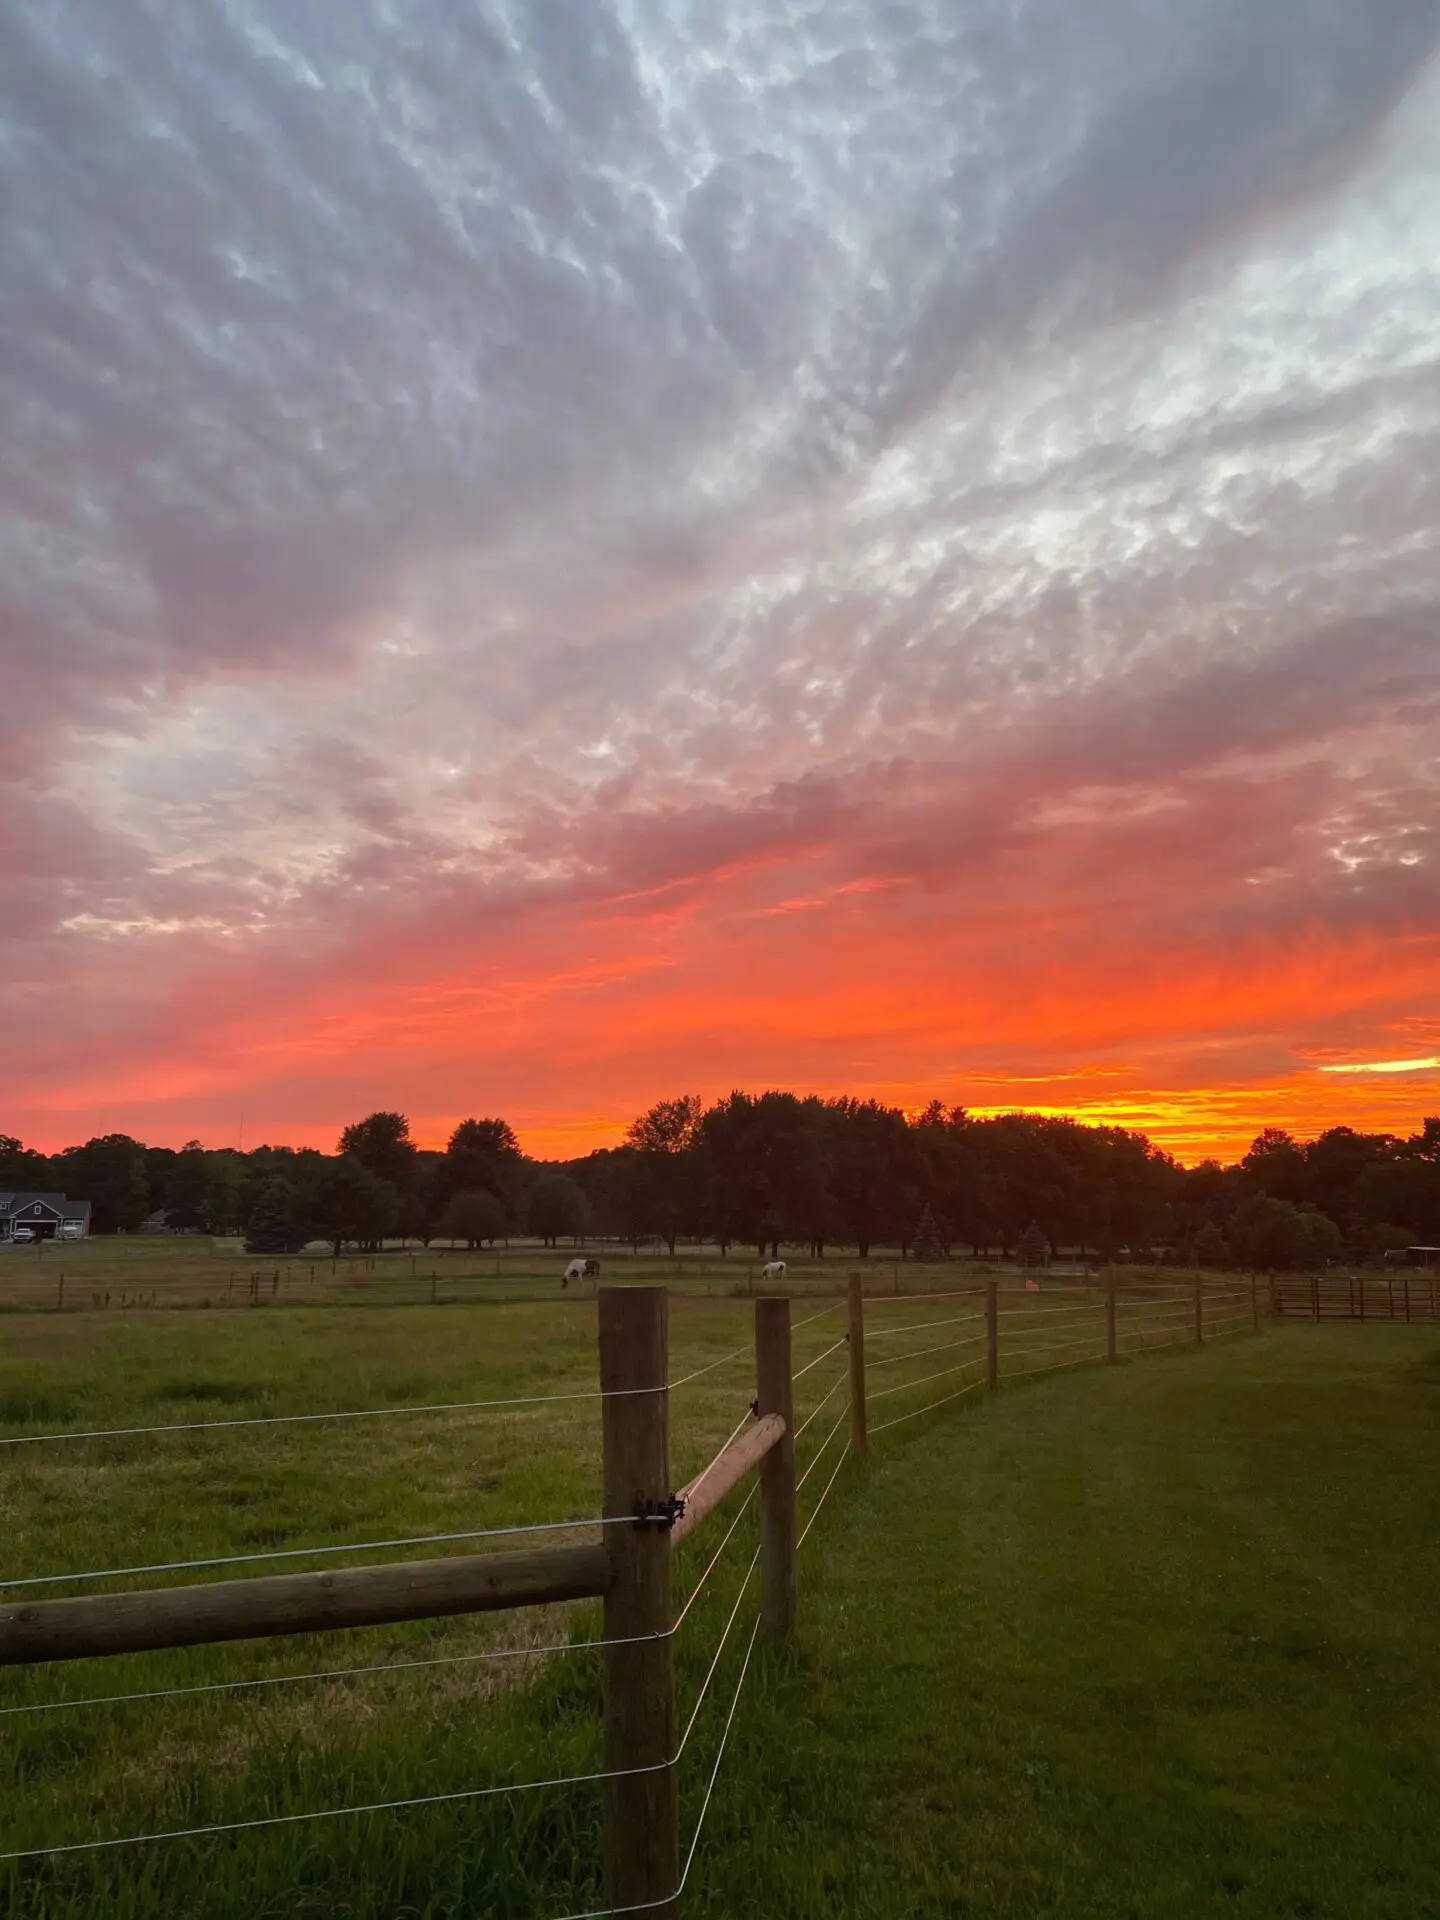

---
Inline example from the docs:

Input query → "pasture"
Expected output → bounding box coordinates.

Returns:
[0,1265,1432,1916]
[0,1232,1126,1316]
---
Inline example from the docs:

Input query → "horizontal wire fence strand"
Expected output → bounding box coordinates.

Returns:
[1005,1353,1103,1381]
[1000,1334,1106,1360]
[792,1336,849,1383]
[793,1367,850,1441]
[673,1612,763,1905]
[864,1310,984,1340]
[677,1548,761,1760]
[674,1490,756,1632]
[668,1342,753,1390]
[867,1354,986,1405]
[791,1301,846,1331]
[796,1403,850,1495]
[870,1377,985,1436]
[551,1611,767,1920]
[0,1631,675,1721]
[681,1406,756,1498]
[798,1436,852,1547]
[864,1332,985,1372]
[860,1288,985,1309]
[2,1513,629,1593]
[1000,1305,1106,1329]
[0,1382,677,1450]
[0,1755,674,1866]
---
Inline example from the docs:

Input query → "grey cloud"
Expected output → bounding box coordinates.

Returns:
[2,0,1440,1066]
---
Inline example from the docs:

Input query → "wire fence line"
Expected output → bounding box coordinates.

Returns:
[0,1754,676,1867]
[0,1630,677,1722]
[0,1276,1265,1904]
[864,1309,984,1340]
[867,1354,986,1406]
[870,1377,986,1437]
[792,1335,849,1383]
[796,1404,850,1496]
[1,1513,631,1594]
[864,1331,985,1372]
[792,1366,850,1441]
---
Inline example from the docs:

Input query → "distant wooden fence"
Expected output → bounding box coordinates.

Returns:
[0,1278,1262,1909]
[1272,1273,1440,1323]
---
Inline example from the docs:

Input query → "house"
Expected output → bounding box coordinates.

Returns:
[0,1193,92,1243]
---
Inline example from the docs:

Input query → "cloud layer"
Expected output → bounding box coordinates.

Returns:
[3,0,1440,1159]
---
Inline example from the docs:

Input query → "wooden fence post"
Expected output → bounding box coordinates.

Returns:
[1105,1280,1117,1365]
[599,1287,677,1918]
[755,1296,796,1650]
[848,1273,867,1457]
[1194,1276,1203,1345]
[1250,1271,1259,1332]
[986,1281,999,1392]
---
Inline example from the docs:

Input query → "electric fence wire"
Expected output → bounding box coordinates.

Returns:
[796,1401,850,1495]
[866,1354,985,1406]
[0,1381,674,1451]
[869,1377,985,1437]
[792,1336,849,1383]
[1,1513,633,1593]
[0,1755,675,1865]
[864,1332,985,1372]
[864,1309,984,1340]
[0,1630,676,1722]
[999,1334,1105,1361]
[793,1367,850,1441]
[674,1489,755,1632]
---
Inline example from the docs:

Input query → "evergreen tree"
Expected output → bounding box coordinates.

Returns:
[911,1204,944,1262]
[244,1177,302,1254]
[1015,1220,1050,1271]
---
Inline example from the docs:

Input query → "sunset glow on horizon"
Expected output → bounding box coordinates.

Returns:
[4,3,1440,1171]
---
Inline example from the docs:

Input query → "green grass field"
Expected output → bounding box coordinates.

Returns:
[1,1292,1433,1916]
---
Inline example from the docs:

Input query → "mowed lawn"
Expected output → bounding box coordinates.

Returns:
[2,1307,1435,1915]
[691,1326,1440,1920]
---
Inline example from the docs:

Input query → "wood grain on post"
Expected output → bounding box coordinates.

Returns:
[1105,1280,1117,1365]
[985,1281,999,1392]
[848,1272,868,1457]
[598,1286,677,1919]
[0,1544,608,1666]
[755,1295,796,1649]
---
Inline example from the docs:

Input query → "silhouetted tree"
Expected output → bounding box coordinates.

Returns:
[300,1157,399,1254]
[244,1177,303,1254]
[1192,1221,1231,1270]
[57,1135,150,1233]
[338,1112,419,1191]
[526,1173,589,1246]
[436,1188,508,1248]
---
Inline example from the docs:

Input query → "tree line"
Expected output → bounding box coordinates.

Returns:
[5,1100,1439,1267]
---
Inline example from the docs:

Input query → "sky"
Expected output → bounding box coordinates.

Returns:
[3,0,1440,1167]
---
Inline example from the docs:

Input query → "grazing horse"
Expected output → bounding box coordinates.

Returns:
[582,1257,601,1279]
[562,1258,586,1289]
[761,1259,787,1283]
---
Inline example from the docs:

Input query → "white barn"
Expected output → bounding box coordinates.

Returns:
[0,1193,91,1244]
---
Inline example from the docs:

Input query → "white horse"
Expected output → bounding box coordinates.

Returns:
[562,1258,586,1289]
[760,1259,787,1283]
